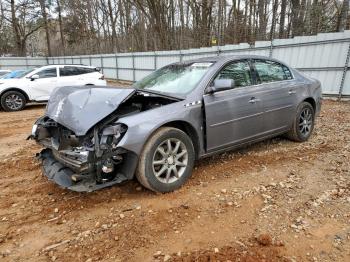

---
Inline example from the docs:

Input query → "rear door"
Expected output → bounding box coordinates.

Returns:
[77,67,100,84]
[29,66,58,101]
[203,60,265,152]
[252,59,298,134]
[58,66,85,87]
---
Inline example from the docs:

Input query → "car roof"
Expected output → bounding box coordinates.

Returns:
[38,64,96,69]
[182,54,284,64]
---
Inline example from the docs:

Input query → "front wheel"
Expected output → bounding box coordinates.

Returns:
[0,91,26,111]
[286,101,315,142]
[136,127,195,193]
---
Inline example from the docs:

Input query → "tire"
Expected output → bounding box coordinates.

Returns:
[286,101,315,142]
[0,90,26,112]
[136,127,195,193]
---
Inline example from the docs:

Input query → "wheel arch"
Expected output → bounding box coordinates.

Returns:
[0,88,30,102]
[303,97,316,112]
[160,120,200,160]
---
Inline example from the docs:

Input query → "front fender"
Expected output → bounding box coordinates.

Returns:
[0,85,31,101]
[116,101,204,156]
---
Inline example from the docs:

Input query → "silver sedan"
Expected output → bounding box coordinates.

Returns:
[31,55,322,193]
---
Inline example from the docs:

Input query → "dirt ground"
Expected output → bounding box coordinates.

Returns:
[0,98,349,262]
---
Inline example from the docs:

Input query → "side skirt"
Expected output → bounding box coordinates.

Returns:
[200,129,289,159]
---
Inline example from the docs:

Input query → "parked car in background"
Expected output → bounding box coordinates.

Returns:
[31,55,322,193]
[0,70,26,79]
[0,65,106,111]
[0,70,11,77]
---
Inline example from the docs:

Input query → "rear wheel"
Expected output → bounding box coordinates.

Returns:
[0,91,26,112]
[136,127,195,193]
[286,102,315,142]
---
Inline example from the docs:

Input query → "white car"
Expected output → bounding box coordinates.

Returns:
[0,70,11,77]
[0,65,107,111]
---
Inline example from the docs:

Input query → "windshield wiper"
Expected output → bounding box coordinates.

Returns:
[135,88,184,100]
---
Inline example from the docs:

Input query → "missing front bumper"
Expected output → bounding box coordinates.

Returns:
[38,149,128,192]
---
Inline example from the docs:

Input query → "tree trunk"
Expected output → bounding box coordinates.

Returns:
[270,0,278,40]
[10,0,24,56]
[39,0,52,56]
[107,0,118,52]
[56,0,65,55]
[337,0,349,32]
[279,0,287,38]
[258,0,266,40]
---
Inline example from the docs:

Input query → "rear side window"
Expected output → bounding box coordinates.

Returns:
[215,60,252,87]
[254,60,293,84]
[37,68,57,78]
[78,67,96,74]
[60,66,96,76]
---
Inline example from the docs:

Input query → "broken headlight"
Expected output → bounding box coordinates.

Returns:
[100,123,127,150]
[31,124,38,137]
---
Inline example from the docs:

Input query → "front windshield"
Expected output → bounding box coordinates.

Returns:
[16,68,36,78]
[133,62,214,95]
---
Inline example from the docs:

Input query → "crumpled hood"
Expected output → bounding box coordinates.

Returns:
[46,86,135,136]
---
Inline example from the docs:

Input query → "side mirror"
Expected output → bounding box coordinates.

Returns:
[207,79,235,94]
[30,74,39,81]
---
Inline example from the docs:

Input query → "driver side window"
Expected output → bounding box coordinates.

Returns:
[37,68,57,79]
[215,60,252,87]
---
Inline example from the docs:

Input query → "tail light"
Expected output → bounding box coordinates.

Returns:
[99,74,105,80]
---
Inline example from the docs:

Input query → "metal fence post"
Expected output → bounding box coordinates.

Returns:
[338,41,350,100]
[269,39,274,58]
[89,56,92,66]
[79,56,82,65]
[25,57,29,69]
[179,50,183,63]
[115,54,119,80]
[100,55,104,73]
[132,53,136,82]
[154,52,157,70]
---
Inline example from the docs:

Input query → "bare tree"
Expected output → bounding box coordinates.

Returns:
[55,0,65,55]
[0,0,349,56]
[337,0,349,32]
[6,0,42,56]
[39,0,51,56]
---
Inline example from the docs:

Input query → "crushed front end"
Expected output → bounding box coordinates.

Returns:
[29,86,180,192]
[30,116,137,192]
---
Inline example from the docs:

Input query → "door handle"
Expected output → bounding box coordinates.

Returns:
[249,97,260,104]
[288,90,296,95]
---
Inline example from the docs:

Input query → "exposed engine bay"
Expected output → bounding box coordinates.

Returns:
[30,90,180,192]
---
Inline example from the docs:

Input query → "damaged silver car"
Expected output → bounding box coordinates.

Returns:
[30,55,322,193]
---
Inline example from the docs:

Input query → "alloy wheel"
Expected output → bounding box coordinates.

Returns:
[5,94,23,110]
[299,107,313,136]
[152,138,188,184]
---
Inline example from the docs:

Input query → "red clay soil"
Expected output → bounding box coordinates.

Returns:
[0,99,349,262]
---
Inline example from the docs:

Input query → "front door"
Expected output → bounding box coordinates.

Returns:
[203,60,265,152]
[29,67,58,101]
